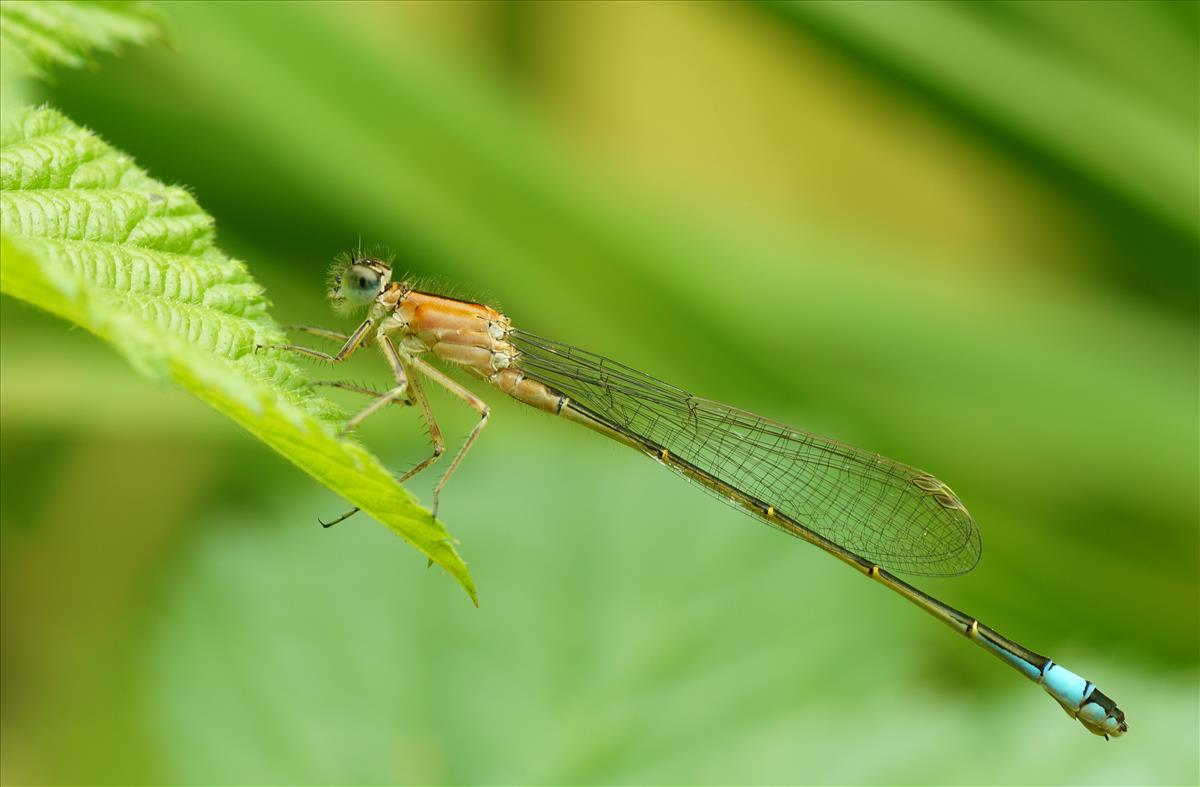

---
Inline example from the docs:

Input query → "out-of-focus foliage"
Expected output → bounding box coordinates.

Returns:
[1,1,1196,785]
[0,1,163,117]
[769,0,1199,307]
[0,0,163,79]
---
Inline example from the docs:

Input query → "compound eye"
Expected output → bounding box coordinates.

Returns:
[344,265,380,301]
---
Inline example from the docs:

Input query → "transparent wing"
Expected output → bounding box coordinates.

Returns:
[511,330,981,576]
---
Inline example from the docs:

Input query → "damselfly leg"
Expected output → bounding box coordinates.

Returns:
[313,380,404,399]
[283,324,352,343]
[273,319,375,364]
[405,354,490,518]
[281,325,484,523]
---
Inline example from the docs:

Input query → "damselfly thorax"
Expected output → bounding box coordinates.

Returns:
[377,285,568,416]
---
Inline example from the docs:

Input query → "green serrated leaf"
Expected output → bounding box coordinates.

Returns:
[0,105,477,603]
[0,0,165,80]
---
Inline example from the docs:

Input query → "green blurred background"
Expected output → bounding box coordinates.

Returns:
[2,1,1197,783]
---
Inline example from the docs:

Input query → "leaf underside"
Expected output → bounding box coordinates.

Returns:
[0,105,476,603]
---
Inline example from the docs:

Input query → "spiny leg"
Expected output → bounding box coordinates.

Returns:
[321,335,413,527]
[283,324,351,343]
[407,354,490,518]
[321,337,447,527]
[267,319,375,526]
[394,363,446,486]
[266,317,374,363]
[368,337,448,488]
[313,380,412,401]
[319,507,361,528]
[341,335,416,433]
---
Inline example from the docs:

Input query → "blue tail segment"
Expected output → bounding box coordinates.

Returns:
[975,632,1126,738]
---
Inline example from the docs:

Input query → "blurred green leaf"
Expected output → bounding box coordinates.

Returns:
[145,473,1199,784]
[0,106,476,602]
[764,0,1199,310]
[768,0,1197,235]
[0,0,164,80]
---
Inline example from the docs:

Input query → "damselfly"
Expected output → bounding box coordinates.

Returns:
[276,250,1127,739]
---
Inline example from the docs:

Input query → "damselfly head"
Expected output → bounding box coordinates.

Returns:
[327,249,393,314]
